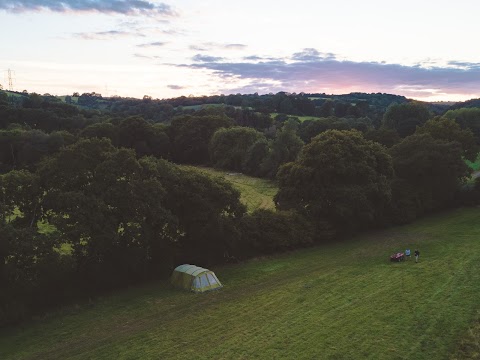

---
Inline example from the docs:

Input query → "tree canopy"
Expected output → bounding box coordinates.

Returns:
[275,130,393,235]
[383,102,431,137]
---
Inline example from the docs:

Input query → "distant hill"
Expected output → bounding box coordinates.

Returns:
[4,89,480,120]
[449,98,480,110]
[306,92,408,107]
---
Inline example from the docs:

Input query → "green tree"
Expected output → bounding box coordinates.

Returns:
[261,124,304,178]
[389,133,470,223]
[116,116,170,158]
[37,138,245,279]
[242,139,270,177]
[275,130,393,234]
[80,122,116,143]
[0,170,41,226]
[364,127,401,148]
[170,114,232,164]
[383,102,431,137]
[240,209,314,255]
[147,163,246,265]
[316,99,334,117]
[210,127,265,171]
[37,138,177,283]
[444,108,480,143]
[415,117,479,161]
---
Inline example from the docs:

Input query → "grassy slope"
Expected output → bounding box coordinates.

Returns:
[4,91,25,98]
[180,166,277,212]
[1,207,480,359]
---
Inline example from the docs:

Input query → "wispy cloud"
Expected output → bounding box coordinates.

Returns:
[192,54,223,63]
[242,55,280,62]
[178,49,480,98]
[446,60,480,70]
[133,53,162,59]
[223,43,247,50]
[189,42,247,52]
[167,84,184,90]
[136,41,167,48]
[74,30,146,40]
[0,0,177,17]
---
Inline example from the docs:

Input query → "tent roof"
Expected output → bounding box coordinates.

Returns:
[173,264,211,277]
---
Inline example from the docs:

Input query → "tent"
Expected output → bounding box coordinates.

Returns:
[171,264,223,293]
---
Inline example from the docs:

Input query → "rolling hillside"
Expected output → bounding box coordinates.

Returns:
[1,207,479,359]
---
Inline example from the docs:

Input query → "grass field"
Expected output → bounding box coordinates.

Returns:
[181,166,277,212]
[466,154,480,172]
[1,207,480,359]
[175,104,226,110]
[4,91,26,99]
[270,112,322,122]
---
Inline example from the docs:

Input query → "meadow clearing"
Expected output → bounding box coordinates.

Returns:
[180,166,277,212]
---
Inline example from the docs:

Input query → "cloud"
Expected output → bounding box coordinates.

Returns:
[189,45,208,51]
[192,54,224,63]
[133,53,162,59]
[179,49,480,98]
[167,84,185,90]
[243,55,280,62]
[0,0,177,17]
[446,60,480,70]
[133,53,151,59]
[189,42,247,52]
[292,48,336,62]
[74,30,146,40]
[223,43,247,50]
[136,41,167,48]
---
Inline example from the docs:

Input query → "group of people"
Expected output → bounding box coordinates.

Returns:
[405,249,420,263]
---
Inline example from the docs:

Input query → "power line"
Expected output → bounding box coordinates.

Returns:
[2,69,15,91]
[7,69,14,91]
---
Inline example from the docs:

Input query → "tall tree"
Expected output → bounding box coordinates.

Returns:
[275,130,393,235]
[261,122,304,178]
[383,102,430,137]
[209,127,266,171]
[389,133,470,223]
[170,114,232,164]
[444,108,480,143]
[415,117,479,161]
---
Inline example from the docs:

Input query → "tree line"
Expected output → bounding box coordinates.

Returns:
[1,90,480,327]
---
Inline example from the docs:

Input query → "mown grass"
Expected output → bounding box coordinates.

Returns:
[181,166,277,212]
[1,207,480,359]
[451,310,480,360]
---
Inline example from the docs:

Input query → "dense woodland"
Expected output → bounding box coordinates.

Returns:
[1,89,480,326]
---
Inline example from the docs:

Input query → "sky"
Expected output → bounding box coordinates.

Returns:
[1,0,480,101]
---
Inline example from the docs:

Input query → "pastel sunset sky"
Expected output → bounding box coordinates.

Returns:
[1,0,479,101]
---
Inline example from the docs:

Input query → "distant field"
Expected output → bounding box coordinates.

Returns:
[4,91,26,98]
[175,104,251,111]
[270,112,321,122]
[56,96,79,104]
[1,207,479,359]
[175,103,226,110]
[181,166,277,212]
